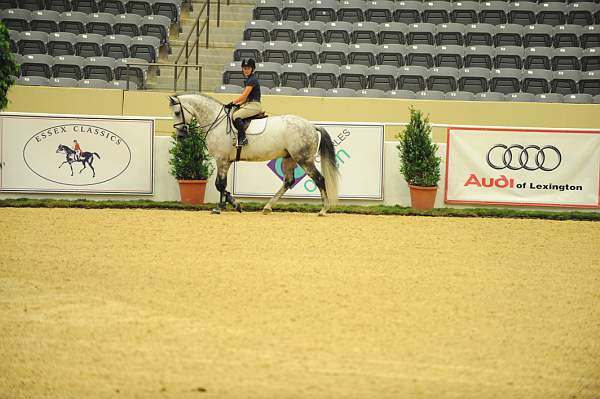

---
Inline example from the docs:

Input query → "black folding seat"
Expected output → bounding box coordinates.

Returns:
[0,0,17,8]
[1,9,31,31]
[522,69,553,94]
[406,22,435,45]
[339,64,368,89]
[83,56,114,80]
[130,35,159,62]
[427,66,459,92]
[319,42,348,65]
[465,23,494,46]
[86,13,115,36]
[494,24,523,47]
[435,45,464,68]
[126,0,152,16]
[324,21,352,44]
[406,44,435,67]
[393,1,422,24]
[581,47,599,71]
[20,53,53,77]
[422,1,452,24]
[552,47,582,70]
[290,41,320,64]
[114,13,142,37]
[523,24,554,47]
[337,0,365,23]
[347,43,377,66]
[72,0,98,13]
[507,1,538,25]
[244,20,272,42]
[75,33,103,57]
[309,63,339,89]
[435,23,464,46]
[30,10,60,33]
[45,0,71,13]
[553,24,582,48]
[58,11,87,35]
[479,1,508,25]
[52,54,84,79]
[253,0,282,22]
[567,2,595,26]
[99,0,126,14]
[378,22,407,45]
[464,45,494,69]
[102,34,131,58]
[490,68,522,94]
[494,46,524,69]
[397,65,428,91]
[280,62,310,88]
[234,41,264,62]
[581,25,600,49]
[376,43,405,67]
[551,69,580,94]
[296,20,325,43]
[524,47,553,70]
[18,30,48,55]
[537,2,567,26]
[351,21,378,44]
[366,64,398,90]
[153,0,181,31]
[254,61,281,87]
[17,0,44,11]
[309,0,337,23]
[262,40,292,63]
[223,61,244,86]
[365,0,393,23]
[140,15,171,52]
[114,57,147,87]
[459,67,491,93]
[578,70,600,95]
[270,20,298,42]
[281,0,308,22]
[451,1,479,24]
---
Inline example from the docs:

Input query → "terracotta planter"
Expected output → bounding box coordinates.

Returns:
[178,180,207,205]
[408,184,438,210]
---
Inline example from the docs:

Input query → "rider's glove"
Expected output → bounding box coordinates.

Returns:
[224,102,235,110]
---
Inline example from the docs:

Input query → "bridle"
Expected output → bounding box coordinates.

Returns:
[172,98,230,136]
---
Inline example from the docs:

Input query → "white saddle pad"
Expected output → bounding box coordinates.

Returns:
[246,118,268,135]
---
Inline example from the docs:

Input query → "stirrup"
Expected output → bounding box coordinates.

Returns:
[237,137,248,147]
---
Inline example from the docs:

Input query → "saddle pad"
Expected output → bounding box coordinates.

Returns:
[246,117,268,135]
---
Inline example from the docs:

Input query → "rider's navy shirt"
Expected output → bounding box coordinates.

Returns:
[244,74,261,103]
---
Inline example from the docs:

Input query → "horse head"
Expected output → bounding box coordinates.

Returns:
[56,144,67,153]
[169,94,222,139]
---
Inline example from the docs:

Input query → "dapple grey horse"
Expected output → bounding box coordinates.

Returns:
[169,93,339,216]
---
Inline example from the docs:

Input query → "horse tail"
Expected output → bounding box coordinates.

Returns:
[316,126,339,205]
[94,153,100,159]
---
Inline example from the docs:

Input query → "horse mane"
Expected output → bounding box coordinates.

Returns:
[177,93,223,107]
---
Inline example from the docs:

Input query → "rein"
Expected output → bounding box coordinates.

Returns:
[173,100,231,137]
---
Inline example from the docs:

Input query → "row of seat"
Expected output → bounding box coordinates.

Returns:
[222,61,599,94]
[253,0,600,26]
[15,75,139,88]
[232,42,600,71]
[244,20,600,48]
[10,31,161,63]
[12,53,149,87]
[215,83,600,102]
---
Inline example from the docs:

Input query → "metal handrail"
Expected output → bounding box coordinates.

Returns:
[122,62,203,92]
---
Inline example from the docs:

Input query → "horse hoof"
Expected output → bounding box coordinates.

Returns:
[262,207,272,215]
[318,211,327,217]
[235,203,243,213]
[211,208,221,215]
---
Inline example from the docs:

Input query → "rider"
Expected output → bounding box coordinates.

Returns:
[224,58,262,146]
[73,139,82,161]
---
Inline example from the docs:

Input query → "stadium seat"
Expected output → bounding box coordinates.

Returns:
[435,23,465,46]
[254,61,281,88]
[351,21,378,44]
[376,43,406,67]
[72,0,98,13]
[48,76,78,86]
[490,68,522,94]
[114,13,142,37]
[234,40,264,62]
[75,33,104,57]
[479,1,508,25]
[365,0,394,23]
[435,44,465,68]
[87,12,115,35]
[84,56,115,81]
[130,35,159,63]
[494,45,524,69]
[309,62,339,89]
[476,91,504,101]
[8,29,19,52]
[523,24,554,47]
[281,0,309,22]
[451,1,480,25]
[524,46,553,70]
[262,40,292,63]
[309,0,337,23]
[465,45,494,69]
[296,20,325,43]
[405,43,435,67]
[553,24,582,48]
[296,87,326,96]
[385,89,417,98]
[1,8,31,31]
[393,0,422,24]
[459,67,491,93]
[18,30,48,55]
[140,15,171,52]
[347,42,377,66]
[319,42,349,65]
[507,1,538,25]
[416,90,444,100]
[537,2,567,26]
[562,93,592,103]
[102,34,131,59]
[464,23,494,46]
[222,61,244,86]
[152,0,181,31]
[406,22,435,45]
[99,0,126,15]
[378,22,407,45]
[290,41,320,64]
[578,70,600,95]
[126,0,153,17]
[270,86,299,95]
[77,78,109,88]
[52,54,84,79]
[244,20,272,42]
[338,63,368,89]
[580,25,600,49]
[253,0,283,21]
[45,0,71,13]
[567,2,596,26]
[17,75,49,85]
[337,0,365,23]
[366,64,398,90]
[445,91,475,100]
[17,0,44,11]
[494,23,523,47]
[427,66,459,92]
[581,47,599,70]
[397,65,428,91]
[535,93,563,103]
[20,53,54,78]
[506,92,535,102]
[551,69,580,94]
[326,87,356,96]
[114,57,147,87]
[58,11,87,34]
[552,46,582,70]
[270,20,299,42]
[324,21,352,44]
[280,62,310,88]
[521,68,553,94]
[30,10,60,33]
[423,1,452,24]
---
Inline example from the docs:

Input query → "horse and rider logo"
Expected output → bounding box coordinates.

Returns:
[56,140,101,177]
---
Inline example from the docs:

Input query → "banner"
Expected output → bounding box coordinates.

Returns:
[233,122,384,199]
[445,127,600,208]
[0,113,154,194]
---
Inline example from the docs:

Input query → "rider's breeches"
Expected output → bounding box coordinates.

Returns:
[232,101,262,120]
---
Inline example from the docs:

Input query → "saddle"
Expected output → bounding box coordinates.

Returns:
[234,111,269,135]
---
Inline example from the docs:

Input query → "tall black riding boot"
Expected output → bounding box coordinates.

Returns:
[233,118,248,146]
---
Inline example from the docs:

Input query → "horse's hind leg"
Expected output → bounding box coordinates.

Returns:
[263,157,296,215]
[299,161,329,216]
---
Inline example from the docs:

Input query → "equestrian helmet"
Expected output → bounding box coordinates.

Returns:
[241,58,256,70]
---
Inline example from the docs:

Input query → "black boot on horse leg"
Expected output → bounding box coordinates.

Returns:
[212,175,228,214]
[234,118,248,147]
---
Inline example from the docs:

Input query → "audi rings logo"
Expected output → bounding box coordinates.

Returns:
[486,144,562,171]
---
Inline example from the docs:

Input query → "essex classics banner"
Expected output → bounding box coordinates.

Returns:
[0,113,154,194]
[233,123,384,199]
[445,127,600,208]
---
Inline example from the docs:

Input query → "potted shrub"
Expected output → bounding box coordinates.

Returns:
[169,118,214,204]
[396,107,441,210]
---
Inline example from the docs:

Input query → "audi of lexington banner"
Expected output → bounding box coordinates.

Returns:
[0,113,154,194]
[233,123,384,199]
[445,127,600,208]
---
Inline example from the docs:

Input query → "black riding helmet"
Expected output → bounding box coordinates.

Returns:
[241,58,256,72]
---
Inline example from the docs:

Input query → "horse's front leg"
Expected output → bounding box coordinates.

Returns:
[212,159,238,214]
